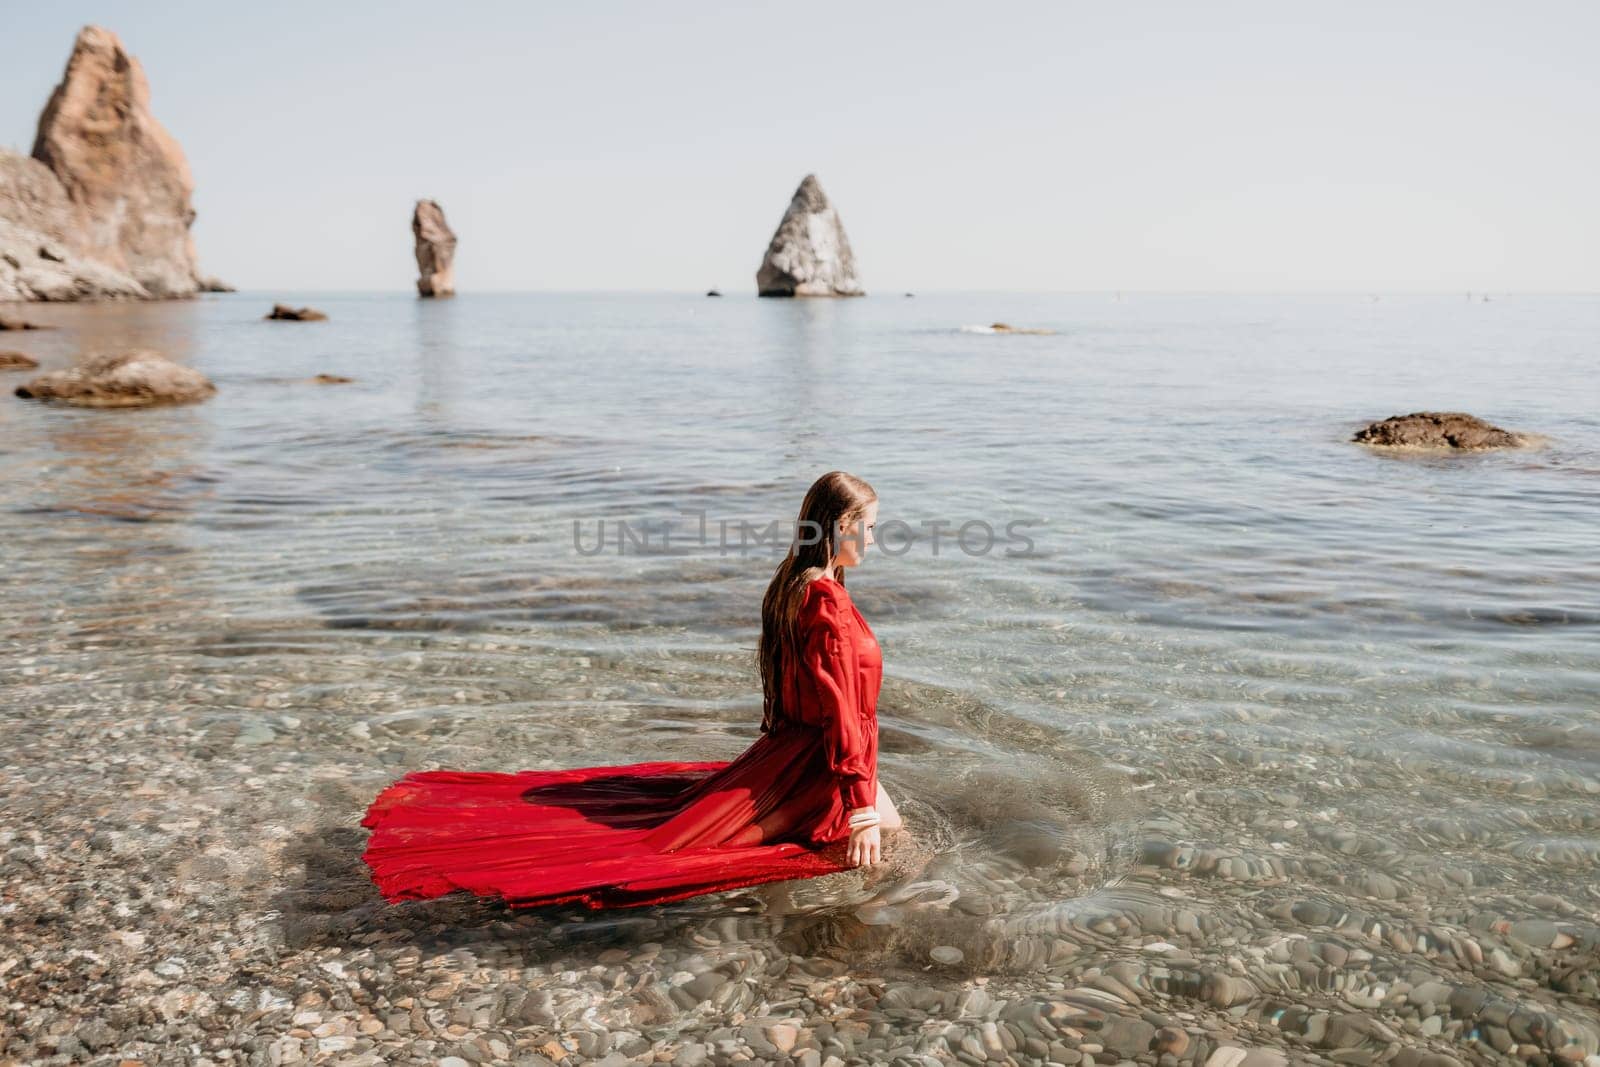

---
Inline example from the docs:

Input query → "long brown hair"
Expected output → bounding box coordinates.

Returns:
[758,471,877,731]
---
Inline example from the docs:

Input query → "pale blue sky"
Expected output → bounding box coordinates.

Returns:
[5,1,1597,292]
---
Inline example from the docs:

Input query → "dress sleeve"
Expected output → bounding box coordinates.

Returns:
[800,589,876,811]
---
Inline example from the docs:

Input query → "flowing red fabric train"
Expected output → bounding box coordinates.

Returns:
[360,578,883,910]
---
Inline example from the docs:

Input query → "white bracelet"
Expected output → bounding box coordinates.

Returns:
[848,809,880,830]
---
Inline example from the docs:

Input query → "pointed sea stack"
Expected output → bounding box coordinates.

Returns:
[756,175,863,297]
[20,25,218,298]
[413,200,457,297]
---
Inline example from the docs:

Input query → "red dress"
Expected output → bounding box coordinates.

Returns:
[360,577,882,909]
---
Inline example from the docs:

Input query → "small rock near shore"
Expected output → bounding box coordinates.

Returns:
[0,350,40,369]
[266,304,327,321]
[0,315,53,331]
[1353,411,1527,450]
[14,349,215,407]
[311,373,353,384]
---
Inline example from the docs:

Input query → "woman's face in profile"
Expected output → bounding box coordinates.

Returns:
[834,500,878,568]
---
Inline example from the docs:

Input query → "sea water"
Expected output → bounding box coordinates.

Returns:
[2,291,1597,1062]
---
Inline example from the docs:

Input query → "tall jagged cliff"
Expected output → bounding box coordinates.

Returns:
[1,25,222,301]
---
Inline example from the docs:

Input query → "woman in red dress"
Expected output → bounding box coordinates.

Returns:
[360,471,901,909]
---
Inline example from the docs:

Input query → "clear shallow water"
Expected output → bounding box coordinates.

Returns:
[2,292,1598,1065]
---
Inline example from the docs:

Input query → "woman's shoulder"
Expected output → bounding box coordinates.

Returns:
[799,576,852,619]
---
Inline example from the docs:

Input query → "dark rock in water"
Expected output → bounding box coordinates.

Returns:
[311,373,352,384]
[197,275,235,293]
[904,292,915,297]
[706,289,722,297]
[14,350,214,407]
[1353,411,1526,450]
[0,315,53,331]
[0,350,40,369]
[756,174,863,297]
[266,304,327,321]
[413,199,456,297]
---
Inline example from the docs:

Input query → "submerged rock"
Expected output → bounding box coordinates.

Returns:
[756,174,863,297]
[311,373,352,384]
[412,199,456,297]
[1353,411,1527,450]
[14,350,215,407]
[0,315,54,331]
[266,304,327,322]
[11,25,222,300]
[989,322,1055,335]
[0,351,40,369]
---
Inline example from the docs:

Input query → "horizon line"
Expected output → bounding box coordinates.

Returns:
[199,287,1600,297]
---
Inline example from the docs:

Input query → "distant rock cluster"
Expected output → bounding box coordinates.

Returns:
[0,26,226,302]
[2,27,862,308]
[757,175,863,297]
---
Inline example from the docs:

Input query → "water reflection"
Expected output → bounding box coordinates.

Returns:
[24,409,214,523]
[414,290,463,423]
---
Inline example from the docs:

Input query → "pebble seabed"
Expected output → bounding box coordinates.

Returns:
[4,665,1598,1067]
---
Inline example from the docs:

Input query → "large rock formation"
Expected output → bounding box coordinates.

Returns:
[756,175,863,297]
[413,200,456,297]
[0,26,220,301]
[13,350,215,407]
[1353,411,1528,450]
[0,153,148,301]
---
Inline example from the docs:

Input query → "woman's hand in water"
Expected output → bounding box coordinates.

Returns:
[848,824,881,867]
[848,825,880,866]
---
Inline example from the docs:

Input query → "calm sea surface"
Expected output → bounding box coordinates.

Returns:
[3,292,1598,1064]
